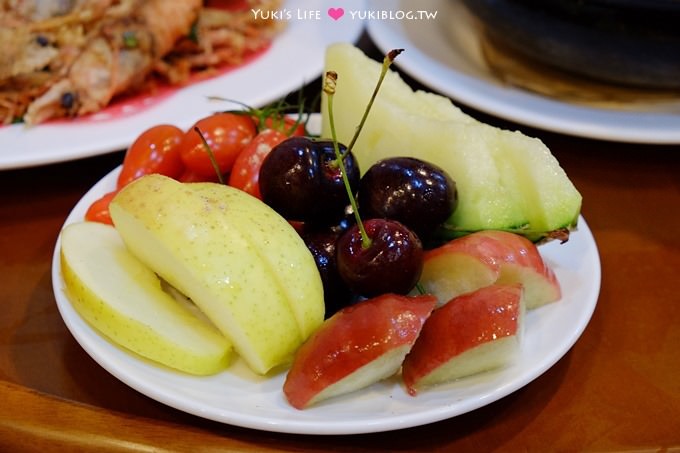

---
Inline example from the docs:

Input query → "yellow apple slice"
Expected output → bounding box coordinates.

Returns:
[60,221,232,375]
[189,183,324,340]
[109,174,324,375]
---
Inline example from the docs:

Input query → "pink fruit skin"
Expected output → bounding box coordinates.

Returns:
[423,230,561,306]
[283,294,436,409]
[402,284,523,395]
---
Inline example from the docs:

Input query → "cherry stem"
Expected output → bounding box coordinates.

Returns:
[345,48,403,155]
[193,126,225,185]
[323,49,404,250]
[324,71,371,249]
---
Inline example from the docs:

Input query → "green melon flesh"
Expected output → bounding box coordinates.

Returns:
[321,43,581,241]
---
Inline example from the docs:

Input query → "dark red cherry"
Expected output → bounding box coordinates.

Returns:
[259,136,360,225]
[303,229,355,318]
[358,157,457,241]
[336,218,424,298]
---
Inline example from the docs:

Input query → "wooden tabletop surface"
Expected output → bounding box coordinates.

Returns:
[1,34,679,452]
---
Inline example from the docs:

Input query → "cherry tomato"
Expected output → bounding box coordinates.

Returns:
[117,125,184,188]
[85,190,119,225]
[178,168,223,183]
[255,115,306,137]
[180,113,257,178]
[228,128,289,199]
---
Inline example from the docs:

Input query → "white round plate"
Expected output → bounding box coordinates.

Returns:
[366,0,680,144]
[52,115,600,434]
[0,0,365,170]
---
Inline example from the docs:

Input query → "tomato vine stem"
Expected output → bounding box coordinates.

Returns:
[194,126,225,185]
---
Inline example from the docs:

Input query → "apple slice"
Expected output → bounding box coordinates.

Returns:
[189,182,323,339]
[110,174,325,375]
[283,294,436,409]
[420,230,560,309]
[402,284,524,395]
[60,221,232,375]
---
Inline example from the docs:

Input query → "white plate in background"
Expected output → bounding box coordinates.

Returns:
[366,0,680,144]
[0,0,365,170]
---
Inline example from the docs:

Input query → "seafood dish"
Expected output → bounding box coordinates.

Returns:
[0,0,282,125]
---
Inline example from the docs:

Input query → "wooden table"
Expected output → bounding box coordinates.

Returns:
[2,35,679,452]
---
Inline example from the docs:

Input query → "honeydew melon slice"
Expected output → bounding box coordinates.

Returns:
[321,43,581,241]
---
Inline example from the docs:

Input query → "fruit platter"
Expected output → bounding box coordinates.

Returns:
[51,44,600,434]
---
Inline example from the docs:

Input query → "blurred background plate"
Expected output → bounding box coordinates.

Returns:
[0,0,365,170]
[461,0,680,90]
[366,0,680,143]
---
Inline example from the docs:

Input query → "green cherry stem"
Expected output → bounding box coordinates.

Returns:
[345,48,404,155]
[323,49,404,250]
[324,71,371,249]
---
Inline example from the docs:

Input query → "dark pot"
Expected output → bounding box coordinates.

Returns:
[461,0,680,89]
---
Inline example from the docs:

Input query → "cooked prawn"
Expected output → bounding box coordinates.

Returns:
[1,0,283,125]
[21,0,201,124]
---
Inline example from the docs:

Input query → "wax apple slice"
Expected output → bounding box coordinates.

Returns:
[402,284,524,395]
[109,174,324,375]
[60,221,232,375]
[283,294,437,409]
[420,230,561,309]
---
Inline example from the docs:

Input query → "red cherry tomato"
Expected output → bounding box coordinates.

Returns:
[85,190,119,225]
[228,128,289,199]
[180,113,257,178]
[117,125,184,188]
[178,168,223,183]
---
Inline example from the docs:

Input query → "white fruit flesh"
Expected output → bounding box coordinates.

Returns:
[110,175,324,375]
[497,264,561,310]
[308,345,410,407]
[322,43,582,239]
[60,221,232,375]
[419,254,498,307]
[412,336,520,389]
